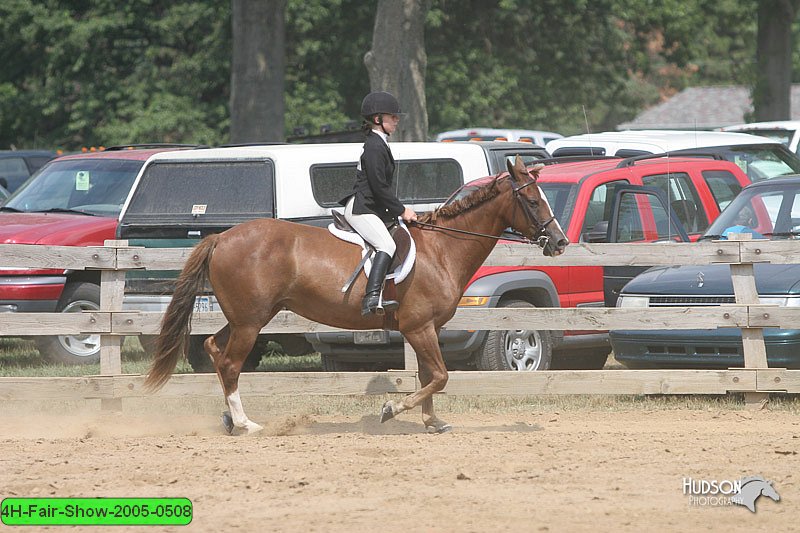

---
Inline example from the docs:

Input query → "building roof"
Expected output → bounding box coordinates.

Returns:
[617,85,800,131]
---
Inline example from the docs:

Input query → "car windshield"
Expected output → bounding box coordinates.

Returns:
[702,180,800,240]
[443,179,574,228]
[704,145,800,182]
[2,159,143,216]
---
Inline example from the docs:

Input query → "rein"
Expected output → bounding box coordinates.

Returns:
[410,172,557,248]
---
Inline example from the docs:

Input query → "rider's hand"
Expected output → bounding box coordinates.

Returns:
[402,207,417,223]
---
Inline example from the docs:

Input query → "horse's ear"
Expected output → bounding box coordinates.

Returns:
[529,162,544,181]
[506,155,527,183]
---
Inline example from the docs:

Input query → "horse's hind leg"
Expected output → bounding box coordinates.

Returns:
[381,326,451,433]
[207,324,263,435]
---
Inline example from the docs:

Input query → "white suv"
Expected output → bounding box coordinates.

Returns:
[722,121,800,157]
[546,130,800,182]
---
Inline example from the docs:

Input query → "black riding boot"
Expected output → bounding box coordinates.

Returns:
[361,251,399,316]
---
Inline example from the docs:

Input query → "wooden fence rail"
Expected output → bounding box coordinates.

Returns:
[2,239,800,404]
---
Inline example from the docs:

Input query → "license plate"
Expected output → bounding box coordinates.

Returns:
[194,296,213,313]
[354,330,390,344]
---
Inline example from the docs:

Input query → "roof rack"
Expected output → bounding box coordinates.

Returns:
[103,143,208,151]
[615,150,725,168]
[535,155,621,166]
[217,142,288,148]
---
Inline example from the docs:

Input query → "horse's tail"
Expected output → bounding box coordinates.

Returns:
[144,234,220,391]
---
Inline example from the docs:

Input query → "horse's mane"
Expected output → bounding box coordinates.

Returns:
[417,176,502,224]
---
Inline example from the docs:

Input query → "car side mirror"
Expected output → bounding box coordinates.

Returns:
[584,221,609,243]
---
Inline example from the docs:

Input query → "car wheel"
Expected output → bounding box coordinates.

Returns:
[186,335,261,373]
[551,348,610,370]
[476,299,553,371]
[36,282,101,365]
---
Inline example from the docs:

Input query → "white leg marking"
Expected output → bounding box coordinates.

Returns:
[226,390,263,434]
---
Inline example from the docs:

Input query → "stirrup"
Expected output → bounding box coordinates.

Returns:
[375,291,398,316]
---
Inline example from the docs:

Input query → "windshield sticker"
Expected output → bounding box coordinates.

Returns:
[75,171,90,191]
[192,204,207,215]
[733,156,748,173]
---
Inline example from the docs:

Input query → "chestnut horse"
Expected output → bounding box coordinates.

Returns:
[144,156,568,434]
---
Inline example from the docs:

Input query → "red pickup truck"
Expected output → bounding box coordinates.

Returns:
[0,145,195,364]
[309,154,752,371]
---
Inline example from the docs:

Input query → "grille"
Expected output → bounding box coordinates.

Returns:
[649,296,736,307]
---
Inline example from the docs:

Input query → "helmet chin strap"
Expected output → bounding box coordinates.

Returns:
[375,115,390,136]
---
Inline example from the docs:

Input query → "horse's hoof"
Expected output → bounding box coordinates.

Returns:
[222,411,234,435]
[380,401,395,423]
[426,423,453,435]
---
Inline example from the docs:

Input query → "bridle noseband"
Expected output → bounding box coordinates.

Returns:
[510,176,557,247]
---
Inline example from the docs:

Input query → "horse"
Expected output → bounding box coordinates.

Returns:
[144,156,569,434]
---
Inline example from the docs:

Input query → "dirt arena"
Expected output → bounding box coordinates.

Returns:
[1,395,797,532]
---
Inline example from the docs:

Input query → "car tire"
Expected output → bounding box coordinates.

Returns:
[36,282,101,365]
[476,299,553,371]
[185,335,261,373]
[551,348,610,370]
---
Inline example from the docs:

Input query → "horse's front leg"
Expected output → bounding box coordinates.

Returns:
[208,324,263,436]
[380,326,451,433]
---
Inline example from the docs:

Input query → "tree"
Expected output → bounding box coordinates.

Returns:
[230,0,287,143]
[754,0,800,120]
[364,0,430,141]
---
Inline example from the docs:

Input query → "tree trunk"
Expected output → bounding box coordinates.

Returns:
[230,0,286,143]
[364,0,430,141]
[753,0,800,121]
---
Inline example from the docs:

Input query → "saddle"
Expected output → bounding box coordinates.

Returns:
[329,210,415,293]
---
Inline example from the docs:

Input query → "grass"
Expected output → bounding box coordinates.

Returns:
[0,337,323,377]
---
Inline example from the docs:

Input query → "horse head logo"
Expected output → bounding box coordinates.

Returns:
[730,476,780,513]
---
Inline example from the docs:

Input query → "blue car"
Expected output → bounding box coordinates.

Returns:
[611,175,800,369]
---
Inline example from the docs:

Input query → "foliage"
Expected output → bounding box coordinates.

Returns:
[0,0,793,149]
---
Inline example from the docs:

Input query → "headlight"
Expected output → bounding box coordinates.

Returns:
[617,295,650,308]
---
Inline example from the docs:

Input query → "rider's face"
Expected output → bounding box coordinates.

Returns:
[379,113,400,134]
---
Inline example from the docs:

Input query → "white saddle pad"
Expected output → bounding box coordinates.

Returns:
[328,219,416,284]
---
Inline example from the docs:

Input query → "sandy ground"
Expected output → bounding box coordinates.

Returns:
[0,396,797,532]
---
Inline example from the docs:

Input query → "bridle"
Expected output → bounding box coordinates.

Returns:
[411,174,556,248]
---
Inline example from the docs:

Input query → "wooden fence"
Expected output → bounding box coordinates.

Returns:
[2,238,800,406]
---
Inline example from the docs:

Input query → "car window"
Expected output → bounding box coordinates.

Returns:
[580,180,628,238]
[5,159,143,216]
[538,183,574,229]
[28,156,54,172]
[124,160,274,224]
[311,159,463,207]
[502,153,545,167]
[641,172,708,234]
[702,170,743,211]
[723,147,800,181]
[612,190,684,243]
[0,157,30,191]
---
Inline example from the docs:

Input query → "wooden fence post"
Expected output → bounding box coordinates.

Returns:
[728,234,770,408]
[99,240,127,410]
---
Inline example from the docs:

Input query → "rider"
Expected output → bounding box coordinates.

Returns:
[340,91,418,316]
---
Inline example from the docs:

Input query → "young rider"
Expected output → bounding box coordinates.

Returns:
[340,91,418,315]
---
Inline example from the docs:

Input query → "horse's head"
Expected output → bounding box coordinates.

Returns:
[505,156,569,257]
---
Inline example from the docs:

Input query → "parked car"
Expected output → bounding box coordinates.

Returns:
[436,128,563,146]
[611,175,800,369]
[545,130,800,182]
[309,154,752,371]
[0,150,58,192]
[0,144,200,364]
[116,141,550,373]
[722,121,800,157]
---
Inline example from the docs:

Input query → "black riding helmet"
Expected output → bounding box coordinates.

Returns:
[361,91,403,118]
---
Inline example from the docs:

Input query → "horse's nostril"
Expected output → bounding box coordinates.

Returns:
[558,239,569,248]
